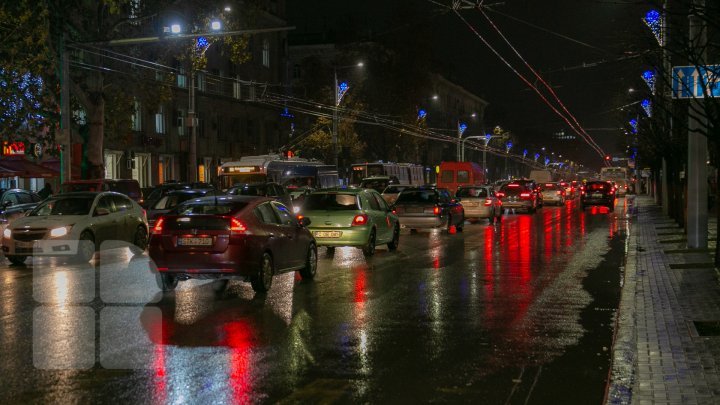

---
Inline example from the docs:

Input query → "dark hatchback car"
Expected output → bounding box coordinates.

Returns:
[580,181,616,210]
[149,195,317,294]
[143,182,215,209]
[497,182,538,213]
[146,188,223,229]
[227,182,293,209]
[392,186,464,232]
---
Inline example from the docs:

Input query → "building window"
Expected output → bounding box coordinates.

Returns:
[177,67,187,88]
[131,100,142,131]
[104,150,123,179]
[233,77,242,99]
[196,72,205,92]
[175,109,186,136]
[155,105,166,134]
[132,152,151,188]
[262,39,270,68]
[129,0,141,25]
[197,113,205,138]
[159,154,175,183]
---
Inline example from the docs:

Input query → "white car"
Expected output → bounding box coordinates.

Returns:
[2,192,149,265]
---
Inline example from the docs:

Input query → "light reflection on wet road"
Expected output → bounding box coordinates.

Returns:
[0,197,631,403]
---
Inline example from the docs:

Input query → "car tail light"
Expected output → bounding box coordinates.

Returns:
[556,190,562,195]
[520,192,531,199]
[433,206,441,216]
[352,214,368,226]
[142,209,147,218]
[229,217,247,233]
[153,217,165,233]
[496,192,505,198]
[391,209,397,215]
[484,198,493,206]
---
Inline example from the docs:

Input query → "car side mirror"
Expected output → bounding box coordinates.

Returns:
[94,208,110,216]
[298,216,311,227]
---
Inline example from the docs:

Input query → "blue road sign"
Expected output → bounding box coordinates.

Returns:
[672,65,720,99]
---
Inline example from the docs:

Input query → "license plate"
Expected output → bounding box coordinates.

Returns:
[314,231,342,238]
[178,237,213,246]
[463,202,478,207]
[407,207,424,213]
[16,241,34,248]
[592,193,603,198]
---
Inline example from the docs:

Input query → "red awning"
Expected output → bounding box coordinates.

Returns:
[0,157,59,178]
[39,158,82,180]
[0,166,19,178]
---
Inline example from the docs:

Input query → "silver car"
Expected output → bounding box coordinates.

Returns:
[2,192,149,265]
[456,185,503,224]
[539,182,566,206]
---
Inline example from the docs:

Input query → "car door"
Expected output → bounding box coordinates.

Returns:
[360,191,386,242]
[110,194,136,242]
[369,191,395,243]
[92,194,118,246]
[271,201,306,269]
[439,189,461,224]
[253,201,291,271]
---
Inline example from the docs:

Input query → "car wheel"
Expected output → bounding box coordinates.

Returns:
[211,279,229,293]
[7,255,27,266]
[156,273,178,292]
[251,252,274,293]
[362,229,376,257]
[387,225,400,251]
[299,244,318,280]
[456,215,464,232]
[76,231,95,263]
[131,226,148,254]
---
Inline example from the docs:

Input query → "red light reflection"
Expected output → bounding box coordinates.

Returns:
[223,321,254,404]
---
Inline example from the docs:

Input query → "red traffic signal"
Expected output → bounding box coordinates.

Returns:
[605,155,611,161]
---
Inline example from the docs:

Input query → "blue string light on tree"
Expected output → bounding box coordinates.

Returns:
[417,108,427,121]
[337,81,349,104]
[629,118,638,134]
[534,153,540,162]
[642,70,656,95]
[458,122,467,135]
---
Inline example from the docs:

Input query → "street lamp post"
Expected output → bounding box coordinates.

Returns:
[456,121,468,161]
[332,62,363,169]
[504,141,513,179]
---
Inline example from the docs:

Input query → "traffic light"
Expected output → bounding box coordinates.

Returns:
[605,155,611,161]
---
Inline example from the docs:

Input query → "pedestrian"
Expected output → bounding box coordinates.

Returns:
[38,183,53,199]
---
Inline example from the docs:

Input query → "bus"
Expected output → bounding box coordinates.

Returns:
[437,161,486,196]
[219,155,339,191]
[600,166,630,195]
[350,162,424,186]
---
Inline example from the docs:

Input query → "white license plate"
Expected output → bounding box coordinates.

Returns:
[463,202,478,207]
[314,231,342,238]
[178,237,213,246]
[592,193,603,198]
[16,241,34,248]
[407,207,424,213]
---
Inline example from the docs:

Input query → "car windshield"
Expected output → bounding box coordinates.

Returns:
[172,201,247,215]
[396,190,438,204]
[361,179,389,192]
[303,193,359,210]
[30,197,94,216]
[230,185,267,196]
[383,186,405,194]
[456,188,487,198]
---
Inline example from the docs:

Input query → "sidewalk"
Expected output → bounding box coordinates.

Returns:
[607,195,720,404]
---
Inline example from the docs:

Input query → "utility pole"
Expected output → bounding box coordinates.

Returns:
[686,0,708,248]
[188,69,197,182]
[60,35,72,183]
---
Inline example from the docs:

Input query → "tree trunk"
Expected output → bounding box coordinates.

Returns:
[86,94,105,179]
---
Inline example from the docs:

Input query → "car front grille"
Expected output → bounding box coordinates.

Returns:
[13,229,47,242]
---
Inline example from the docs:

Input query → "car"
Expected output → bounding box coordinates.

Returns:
[300,188,400,256]
[62,179,144,205]
[1,192,149,265]
[392,186,464,232]
[380,184,408,205]
[539,182,566,206]
[455,185,502,224]
[359,176,399,193]
[559,181,576,199]
[143,181,215,209]
[146,188,223,230]
[148,195,317,293]
[226,182,293,210]
[0,189,44,234]
[497,182,538,213]
[580,180,616,210]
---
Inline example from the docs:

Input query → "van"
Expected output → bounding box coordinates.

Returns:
[436,161,485,196]
[61,179,143,204]
[528,170,554,184]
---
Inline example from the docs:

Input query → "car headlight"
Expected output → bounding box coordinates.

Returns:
[3,228,11,238]
[49,226,72,238]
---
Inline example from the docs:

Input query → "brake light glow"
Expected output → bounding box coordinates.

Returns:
[496,192,505,198]
[229,217,247,233]
[433,206,441,215]
[153,217,165,233]
[483,198,492,206]
[352,214,368,226]
[556,191,562,195]
[520,192,531,199]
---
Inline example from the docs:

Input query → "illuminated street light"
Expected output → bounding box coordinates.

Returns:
[333,62,364,167]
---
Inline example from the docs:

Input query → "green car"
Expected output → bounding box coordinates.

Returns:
[301,188,400,256]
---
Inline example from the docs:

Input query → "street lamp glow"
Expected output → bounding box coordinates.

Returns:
[357,62,364,67]
[471,112,477,118]
[224,6,232,12]
[170,24,182,34]
[432,94,438,100]
[211,20,222,30]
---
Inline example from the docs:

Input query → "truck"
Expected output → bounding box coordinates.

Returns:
[528,169,554,184]
[436,161,485,196]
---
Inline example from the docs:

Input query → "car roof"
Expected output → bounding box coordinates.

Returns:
[165,189,213,195]
[311,187,368,195]
[180,195,268,204]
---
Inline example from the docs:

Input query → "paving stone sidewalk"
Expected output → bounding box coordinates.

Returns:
[607,195,720,404]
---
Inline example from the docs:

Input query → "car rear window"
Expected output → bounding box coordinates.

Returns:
[456,188,487,198]
[396,190,438,204]
[172,201,247,215]
[110,181,141,199]
[304,193,359,210]
[500,185,526,196]
[542,183,558,190]
[62,183,103,193]
[587,183,608,191]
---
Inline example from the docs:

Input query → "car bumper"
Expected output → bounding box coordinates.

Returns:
[501,201,533,210]
[581,197,614,206]
[149,243,256,275]
[2,238,81,256]
[542,195,563,204]
[397,215,445,229]
[462,206,494,219]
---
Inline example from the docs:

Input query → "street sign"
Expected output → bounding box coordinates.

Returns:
[672,65,720,99]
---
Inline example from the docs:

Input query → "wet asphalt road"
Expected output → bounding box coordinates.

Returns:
[0,196,632,404]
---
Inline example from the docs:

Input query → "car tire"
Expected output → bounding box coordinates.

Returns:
[456,215,464,232]
[387,225,400,251]
[251,252,274,293]
[299,244,318,280]
[211,279,229,293]
[76,231,95,263]
[362,229,376,257]
[131,226,148,254]
[7,255,27,266]
[156,273,178,292]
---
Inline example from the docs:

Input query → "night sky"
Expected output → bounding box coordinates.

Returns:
[287,0,653,170]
